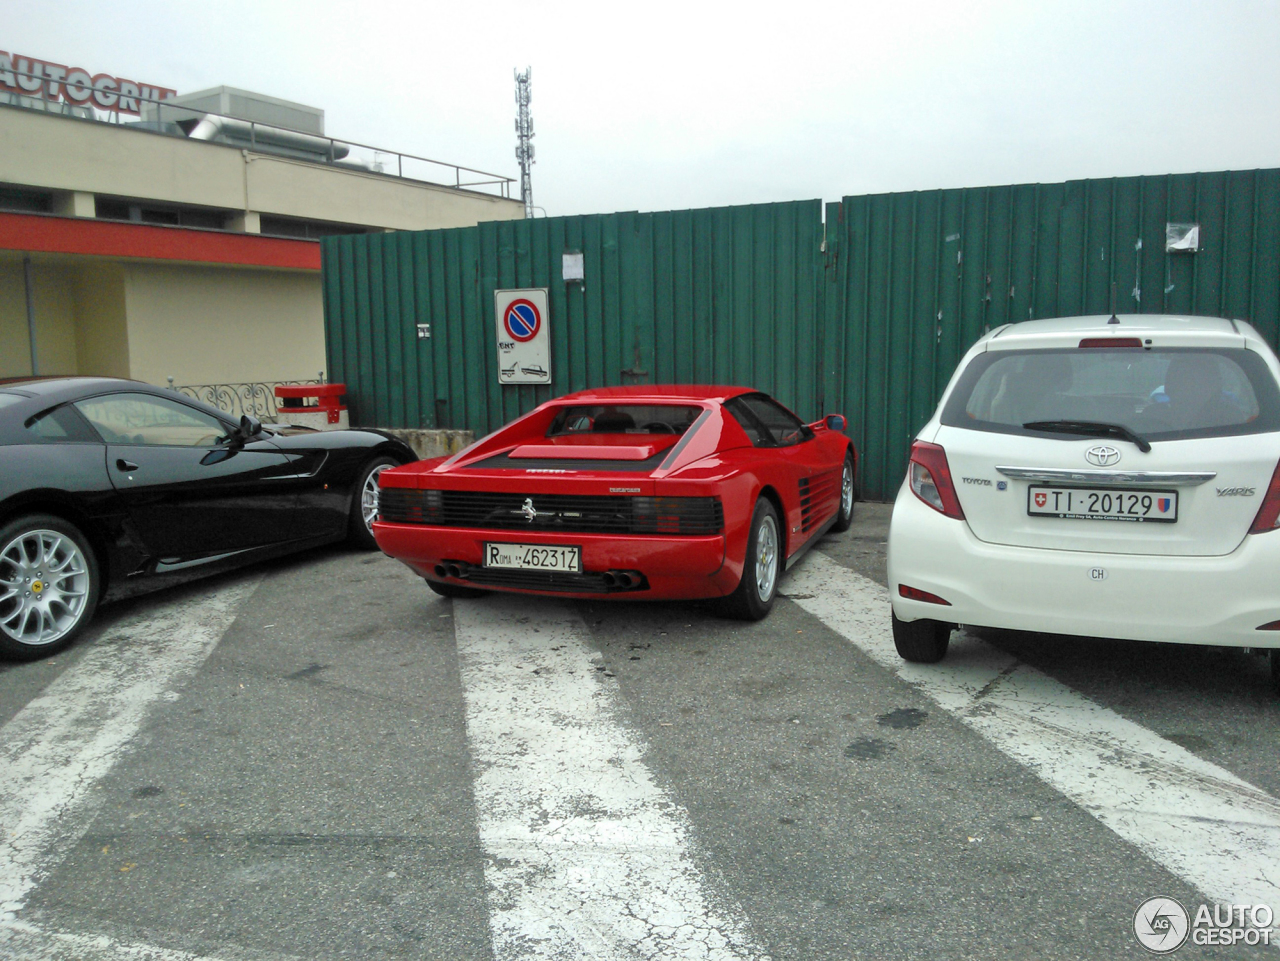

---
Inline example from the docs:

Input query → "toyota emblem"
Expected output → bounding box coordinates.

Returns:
[1085,445,1122,467]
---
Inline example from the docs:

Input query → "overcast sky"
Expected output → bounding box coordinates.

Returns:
[11,1,1280,216]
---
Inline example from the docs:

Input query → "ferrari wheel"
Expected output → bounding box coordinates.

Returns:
[721,498,781,621]
[348,456,399,550]
[426,579,489,599]
[0,514,100,661]
[831,450,856,533]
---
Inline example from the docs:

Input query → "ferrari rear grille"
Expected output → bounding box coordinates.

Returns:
[379,489,724,536]
[799,470,840,532]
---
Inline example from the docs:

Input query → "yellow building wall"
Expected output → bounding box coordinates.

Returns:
[0,260,29,379]
[122,263,326,387]
[72,263,130,379]
[0,257,80,378]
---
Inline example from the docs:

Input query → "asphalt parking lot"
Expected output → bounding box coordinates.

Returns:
[1,503,1278,960]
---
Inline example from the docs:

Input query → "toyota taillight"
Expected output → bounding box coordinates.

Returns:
[908,441,965,520]
[899,584,952,605]
[1249,458,1280,534]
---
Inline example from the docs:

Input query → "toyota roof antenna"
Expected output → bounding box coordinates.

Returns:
[1108,281,1120,323]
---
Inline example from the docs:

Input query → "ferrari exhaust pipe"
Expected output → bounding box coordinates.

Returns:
[445,563,463,578]
[616,572,634,588]
[433,565,447,578]
[601,571,617,587]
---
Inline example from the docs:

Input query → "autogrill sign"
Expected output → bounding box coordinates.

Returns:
[0,51,175,115]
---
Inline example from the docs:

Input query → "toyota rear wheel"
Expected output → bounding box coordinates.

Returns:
[891,611,951,663]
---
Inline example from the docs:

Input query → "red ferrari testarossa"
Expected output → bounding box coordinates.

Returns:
[373,386,856,619]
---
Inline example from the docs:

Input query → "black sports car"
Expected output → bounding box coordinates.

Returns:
[0,377,417,659]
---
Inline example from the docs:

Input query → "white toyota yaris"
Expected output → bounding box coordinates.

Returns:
[887,314,1280,689]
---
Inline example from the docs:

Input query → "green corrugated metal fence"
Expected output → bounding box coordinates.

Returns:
[323,168,1280,500]
[322,201,826,441]
[823,169,1280,498]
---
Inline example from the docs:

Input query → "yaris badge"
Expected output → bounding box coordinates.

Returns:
[1085,445,1122,467]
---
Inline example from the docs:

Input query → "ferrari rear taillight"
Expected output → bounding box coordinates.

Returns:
[908,441,965,520]
[631,497,724,535]
[1249,458,1280,534]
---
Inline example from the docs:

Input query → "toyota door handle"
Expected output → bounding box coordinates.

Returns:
[116,459,139,472]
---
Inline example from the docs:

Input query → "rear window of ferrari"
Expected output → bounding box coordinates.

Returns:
[547,405,702,436]
[941,346,1280,441]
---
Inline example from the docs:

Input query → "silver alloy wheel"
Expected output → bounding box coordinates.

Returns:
[755,514,779,601]
[361,465,392,533]
[841,458,855,517]
[0,529,92,648]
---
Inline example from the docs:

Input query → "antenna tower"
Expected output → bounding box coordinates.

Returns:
[514,67,534,219]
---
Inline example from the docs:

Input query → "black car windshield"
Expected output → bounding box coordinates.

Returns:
[547,405,702,436]
[941,347,1280,441]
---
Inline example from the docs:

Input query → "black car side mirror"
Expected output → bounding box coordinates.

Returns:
[825,414,846,432]
[237,414,262,441]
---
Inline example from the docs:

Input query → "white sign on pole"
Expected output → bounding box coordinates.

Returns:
[494,288,551,385]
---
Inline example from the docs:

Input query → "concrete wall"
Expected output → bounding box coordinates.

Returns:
[0,108,525,231]
[121,263,326,386]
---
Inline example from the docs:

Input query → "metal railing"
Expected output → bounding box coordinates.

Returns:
[169,379,323,422]
[1,69,516,199]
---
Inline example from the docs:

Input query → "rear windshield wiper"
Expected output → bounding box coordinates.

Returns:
[1022,420,1152,453]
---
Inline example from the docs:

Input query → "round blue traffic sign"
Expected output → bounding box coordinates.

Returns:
[504,299,541,343]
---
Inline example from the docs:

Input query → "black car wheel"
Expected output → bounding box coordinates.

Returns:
[721,497,781,621]
[831,450,856,533]
[426,579,489,599]
[348,456,400,550]
[891,610,952,663]
[0,514,100,660]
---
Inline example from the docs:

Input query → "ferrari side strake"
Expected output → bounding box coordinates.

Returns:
[373,385,856,620]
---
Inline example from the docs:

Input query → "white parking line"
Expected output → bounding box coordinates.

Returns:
[787,551,1280,915]
[0,917,231,960]
[452,595,770,961]
[0,578,258,933]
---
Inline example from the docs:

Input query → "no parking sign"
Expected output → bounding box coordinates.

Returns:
[494,288,551,385]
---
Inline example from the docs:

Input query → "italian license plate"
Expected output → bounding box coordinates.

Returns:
[1028,487,1178,523]
[483,543,582,572]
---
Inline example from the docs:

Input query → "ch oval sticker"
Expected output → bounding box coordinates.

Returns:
[1089,567,1108,581]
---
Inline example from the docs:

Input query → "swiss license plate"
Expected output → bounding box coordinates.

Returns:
[1028,487,1178,523]
[483,543,582,572]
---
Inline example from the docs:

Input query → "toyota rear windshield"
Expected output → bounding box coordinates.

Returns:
[941,347,1280,441]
